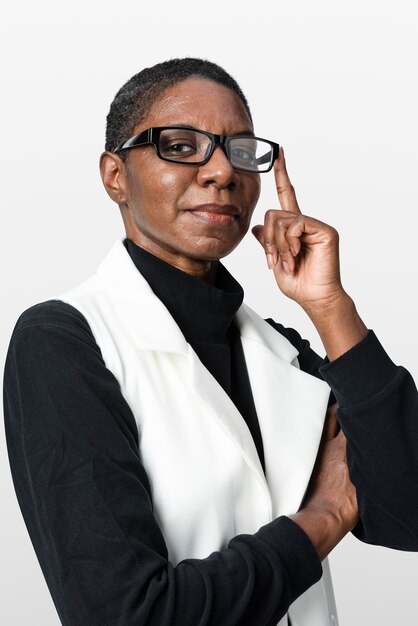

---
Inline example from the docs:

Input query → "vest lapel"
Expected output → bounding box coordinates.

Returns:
[236,305,331,516]
[97,239,189,355]
[187,344,270,500]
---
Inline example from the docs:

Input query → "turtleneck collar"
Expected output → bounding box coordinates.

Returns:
[123,238,244,345]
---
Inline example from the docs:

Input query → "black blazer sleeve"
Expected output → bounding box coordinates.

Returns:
[319,331,418,551]
[267,320,418,551]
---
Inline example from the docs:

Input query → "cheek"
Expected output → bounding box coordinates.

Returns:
[251,175,261,203]
[127,153,184,202]
[244,176,261,217]
[157,168,188,200]
[141,163,193,213]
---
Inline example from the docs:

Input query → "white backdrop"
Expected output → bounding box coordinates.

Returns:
[1,1,417,624]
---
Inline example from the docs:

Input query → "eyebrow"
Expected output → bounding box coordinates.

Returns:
[165,123,255,137]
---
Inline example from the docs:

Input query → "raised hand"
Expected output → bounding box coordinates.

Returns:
[251,147,344,312]
[252,147,368,361]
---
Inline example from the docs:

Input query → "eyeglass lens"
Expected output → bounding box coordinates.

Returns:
[158,128,273,172]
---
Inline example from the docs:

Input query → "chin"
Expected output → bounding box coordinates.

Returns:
[186,237,242,262]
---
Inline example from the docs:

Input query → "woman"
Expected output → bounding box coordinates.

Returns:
[4,58,418,626]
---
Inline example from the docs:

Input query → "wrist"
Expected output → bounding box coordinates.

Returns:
[302,289,351,322]
[289,507,348,561]
[303,292,368,361]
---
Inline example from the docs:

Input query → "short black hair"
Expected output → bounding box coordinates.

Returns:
[105,57,252,158]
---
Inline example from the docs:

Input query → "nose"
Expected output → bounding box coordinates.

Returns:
[196,144,239,189]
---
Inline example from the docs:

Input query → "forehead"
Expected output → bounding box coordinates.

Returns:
[136,77,253,136]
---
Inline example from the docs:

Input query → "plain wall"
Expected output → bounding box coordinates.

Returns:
[1,1,417,624]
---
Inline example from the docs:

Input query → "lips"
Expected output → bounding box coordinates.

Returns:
[189,203,240,216]
[187,203,240,226]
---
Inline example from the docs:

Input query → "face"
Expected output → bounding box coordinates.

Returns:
[101,77,261,279]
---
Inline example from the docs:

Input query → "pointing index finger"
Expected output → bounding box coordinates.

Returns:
[274,147,301,215]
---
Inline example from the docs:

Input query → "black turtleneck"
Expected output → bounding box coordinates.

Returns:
[123,237,266,472]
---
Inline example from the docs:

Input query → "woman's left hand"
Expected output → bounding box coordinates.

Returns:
[251,147,345,315]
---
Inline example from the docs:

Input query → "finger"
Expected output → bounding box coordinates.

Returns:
[263,210,287,270]
[335,429,347,459]
[265,210,303,274]
[253,212,309,272]
[252,223,279,270]
[251,224,264,246]
[274,147,302,215]
[274,220,296,274]
[323,403,340,441]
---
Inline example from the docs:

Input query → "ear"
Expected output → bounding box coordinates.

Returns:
[99,151,128,205]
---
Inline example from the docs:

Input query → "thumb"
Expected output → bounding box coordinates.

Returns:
[251,224,265,246]
[323,404,340,442]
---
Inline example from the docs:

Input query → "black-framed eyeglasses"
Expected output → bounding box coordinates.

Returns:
[113,126,280,173]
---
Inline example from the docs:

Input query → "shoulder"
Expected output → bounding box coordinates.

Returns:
[9,299,100,354]
[14,299,94,335]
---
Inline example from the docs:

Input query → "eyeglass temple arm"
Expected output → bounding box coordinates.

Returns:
[114,128,152,153]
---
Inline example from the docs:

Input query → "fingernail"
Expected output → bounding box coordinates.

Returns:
[266,253,274,269]
[282,260,291,274]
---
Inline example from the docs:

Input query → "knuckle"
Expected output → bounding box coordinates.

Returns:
[265,208,279,220]
[283,225,299,240]
[276,182,291,195]
[324,223,339,239]
[275,218,288,233]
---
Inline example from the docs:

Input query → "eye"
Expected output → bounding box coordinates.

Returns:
[164,142,196,154]
[159,130,200,159]
[231,145,256,163]
[231,147,255,160]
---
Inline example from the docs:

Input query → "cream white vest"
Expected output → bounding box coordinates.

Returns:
[56,239,339,626]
